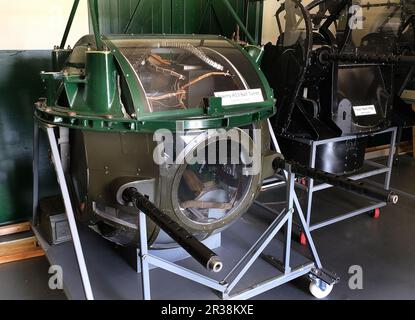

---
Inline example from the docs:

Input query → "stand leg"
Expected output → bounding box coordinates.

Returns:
[223,208,290,293]
[46,127,94,300]
[394,126,403,164]
[306,143,317,226]
[138,211,151,300]
[33,122,40,225]
[385,127,397,190]
[283,172,294,273]
[293,194,323,268]
[266,120,323,269]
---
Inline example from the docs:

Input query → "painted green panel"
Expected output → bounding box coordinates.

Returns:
[97,0,172,34]
[171,0,203,34]
[138,0,171,34]
[0,51,58,225]
[96,0,263,43]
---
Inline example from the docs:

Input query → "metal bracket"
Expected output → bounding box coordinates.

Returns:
[261,254,286,273]
[309,268,340,286]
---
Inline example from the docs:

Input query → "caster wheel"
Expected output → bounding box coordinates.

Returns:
[309,280,333,299]
[370,208,380,219]
[299,231,307,246]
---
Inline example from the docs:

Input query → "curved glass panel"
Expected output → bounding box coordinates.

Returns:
[107,37,265,113]
[177,139,252,225]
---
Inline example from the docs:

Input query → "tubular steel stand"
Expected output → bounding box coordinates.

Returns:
[267,121,397,232]
[136,165,336,300]
[33,123,94,300]
[297,127,397,231]
[33,121,336,300]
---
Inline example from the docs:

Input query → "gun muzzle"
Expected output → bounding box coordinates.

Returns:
[273,159,398,204]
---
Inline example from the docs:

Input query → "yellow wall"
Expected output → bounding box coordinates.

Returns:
[0,0,89,50]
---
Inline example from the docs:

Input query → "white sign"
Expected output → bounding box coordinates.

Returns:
[353,105,377,116]
[214,89,264,106]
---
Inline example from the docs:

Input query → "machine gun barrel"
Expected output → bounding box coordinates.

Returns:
[122,188,223,273]
[273,159,399,204]
[321,52,415,66]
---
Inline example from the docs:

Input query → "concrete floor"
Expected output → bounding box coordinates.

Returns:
[0,155,414,300]
[0,257,65,300]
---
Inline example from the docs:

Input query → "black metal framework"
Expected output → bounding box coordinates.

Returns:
[262,0,415,174]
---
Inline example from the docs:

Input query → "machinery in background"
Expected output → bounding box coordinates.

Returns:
[259,0,409,235]
[262,0,415,174]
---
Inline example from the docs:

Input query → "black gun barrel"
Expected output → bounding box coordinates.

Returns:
[122,188,223,273]
[273,159,399,204]
[321,51,415,66]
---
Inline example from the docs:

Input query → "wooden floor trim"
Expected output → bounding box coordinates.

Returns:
[0,221,45,265]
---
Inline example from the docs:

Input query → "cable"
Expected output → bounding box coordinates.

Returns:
[160,42,225,71]
[147,72,230,102]
[147,90,187,101]
[180,71,230,90]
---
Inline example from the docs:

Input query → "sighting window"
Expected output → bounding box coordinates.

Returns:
[107,37,265,113]
[176,138,253,226]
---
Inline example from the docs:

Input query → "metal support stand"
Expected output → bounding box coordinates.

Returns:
[33,121,336,300]
[266,121,397,232]
[135,165,335,300]
[394,126,403,164]
[302,127,397,231]
[33,123,94,300]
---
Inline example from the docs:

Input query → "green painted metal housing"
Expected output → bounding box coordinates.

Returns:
[31,0,276,244]
[36,34,275,133]
[95,0,263,44]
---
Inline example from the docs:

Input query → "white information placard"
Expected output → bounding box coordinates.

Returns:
[353,105,377,116]
[214,89,264,106]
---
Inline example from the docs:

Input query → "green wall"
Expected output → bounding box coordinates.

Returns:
[96,0,263,43]
[0,51,58,225]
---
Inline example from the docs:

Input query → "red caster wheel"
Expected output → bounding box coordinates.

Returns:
[371,208,380,219]
[299,231,307,246]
